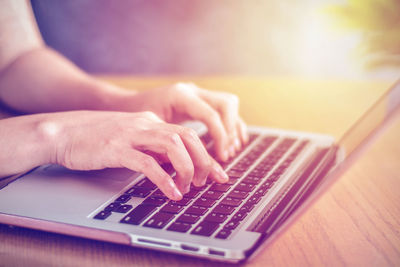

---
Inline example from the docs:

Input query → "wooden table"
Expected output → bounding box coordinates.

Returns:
[1,77,399,266]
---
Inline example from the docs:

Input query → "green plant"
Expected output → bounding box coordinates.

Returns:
[327,0,400,69]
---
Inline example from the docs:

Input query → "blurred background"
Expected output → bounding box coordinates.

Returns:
[31,0,400,79]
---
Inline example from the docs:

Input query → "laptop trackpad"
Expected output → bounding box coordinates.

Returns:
[0,165,136,221]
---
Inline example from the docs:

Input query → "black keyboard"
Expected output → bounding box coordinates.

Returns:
[94,133,309,239]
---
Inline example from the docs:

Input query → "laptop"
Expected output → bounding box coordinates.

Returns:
[0,80,399,263]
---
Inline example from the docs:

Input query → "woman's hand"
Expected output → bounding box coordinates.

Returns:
[40,110,228,200]
[116,82,248,162]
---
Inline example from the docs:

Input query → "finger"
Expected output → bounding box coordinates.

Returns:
[118,149,182,200]
[237,117,249,145]
[207,156,229,184]
[197,89,241,153]
[142,150,169,164]
[136,111,165,123]
[173,125,212,188]
[177,94,230,162]
[198,90,239,134]
[132,128,195,195]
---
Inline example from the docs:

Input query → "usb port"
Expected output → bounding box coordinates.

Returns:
[209,249,225,256]
[181,244,199,252]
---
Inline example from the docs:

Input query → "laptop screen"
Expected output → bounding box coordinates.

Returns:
[338,80,400,158]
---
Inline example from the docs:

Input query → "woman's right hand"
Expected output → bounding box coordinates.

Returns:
[40,110,228,200]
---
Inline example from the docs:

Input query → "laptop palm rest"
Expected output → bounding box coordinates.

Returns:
[0,165,136,223]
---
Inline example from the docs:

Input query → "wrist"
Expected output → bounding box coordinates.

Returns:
[34,113,65,165]
[89,79,138,111]
[0,113,60,177]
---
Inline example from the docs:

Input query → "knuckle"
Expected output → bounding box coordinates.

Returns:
[182,127,198,140]
[228,94,239,104]
[139,155,157,171]
[182,163,195,179]
[172,82,186,91]
[223,94,239,108]
[209,110,221,124]
[140,111,159,120]
[172,82,195,94]
[198,156,212,171]
[166,132,182,146]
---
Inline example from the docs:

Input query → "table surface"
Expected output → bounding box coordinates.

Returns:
[1,77,399,266]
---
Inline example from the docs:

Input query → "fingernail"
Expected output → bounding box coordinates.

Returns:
[170,181,183,200]
[215,165,229,182]
[229,145,235,157]
[223,150,229,161]
[184,184,190,194]
[244,133,249,144]
[234,138,241,151]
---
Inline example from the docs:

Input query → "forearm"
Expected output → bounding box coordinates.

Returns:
[0,47,136,113]
[0,113,54,177]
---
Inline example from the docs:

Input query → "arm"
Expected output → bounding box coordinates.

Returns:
[0,110,228,200]
[0,0,133,113]
[0,1,247,160]
[0,1,247,199]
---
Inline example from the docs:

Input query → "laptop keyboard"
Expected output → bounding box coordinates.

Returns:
[94,133,309,239]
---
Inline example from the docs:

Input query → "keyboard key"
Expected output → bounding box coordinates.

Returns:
[170,197,192,206]
[248,133,260,142]
[125,187,152,198]
[120,204,157,225]
[185,189,201,199]
[204,212,228,223]
[115,194,131,203]
[151,189,167,198]
[201,190,224,200]
[160,203,184,214]
[231,211,247,222]
[209,184,231,192]
[142,196,167,206]
[253,188,267,198]
[221,197,242,207]
[227,170,244,178]
[190,185,207,192]
[193,197,217,208]
[167,222,192,233]
[185,205,208,215]
[238,203,255,213]
[104,202,121,211]
[225,178,239,185]
[144,212,175,229]
[234,182,256,192]
[248,169,268,178]
[134,178,157,189]
[243,175,263,185]
[212,204,236,215]
[254,187,267,197]
[215,229,232,239]
[177,213,201,224]
[261,180,273,189]
[224,220,240,230]
[94,210,111,220]
[230,164,248,172]
[115,204,133,213]
[191,221,220,237]
[247,195,262,205]
[228,190,249,199]
[267,173,281,182]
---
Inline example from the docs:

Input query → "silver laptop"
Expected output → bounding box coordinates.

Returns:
[0,80,399,263]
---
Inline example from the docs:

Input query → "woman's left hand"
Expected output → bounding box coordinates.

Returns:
[117,82,248,162]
